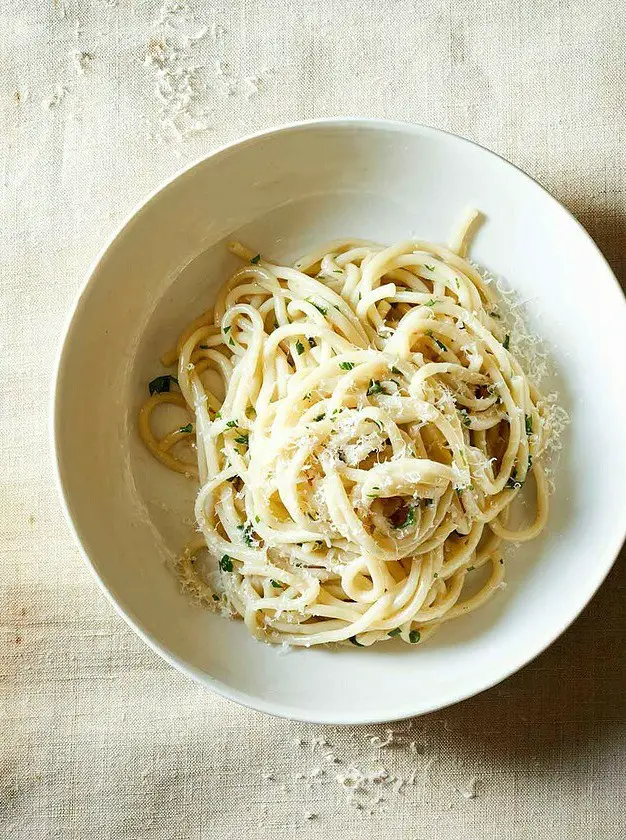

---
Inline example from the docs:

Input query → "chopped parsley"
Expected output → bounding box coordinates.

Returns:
[295,339,305,355]
[237,522,254,546]
[178,423,193,433]
[367,379,386,396]
[388,628,402,638]
[307,298,328,315]
[255,515,260,524]
[314,413,325,422]
[226,419,237,428]
[424,298,438,307]
[234,433,249,446]
[433,572,439,579]
[503,333,510,350]
[391,505,416,530]
[525,415,533,435]
[506,468,522,489]
[250,254,261,264]
[224,325,231,333]
[148,374,178,395]
[212,594,220,601]
[425,264,435,271]
[339,361,355,370]
[391,366,402,376]
[219,555,233,572]
[426,330,447,351]
[459,410,471,428]
[270,579,282,589]
[228,336,235,347]
[408,630,421,644]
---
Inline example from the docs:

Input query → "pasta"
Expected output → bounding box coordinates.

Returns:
[139,212,552,648]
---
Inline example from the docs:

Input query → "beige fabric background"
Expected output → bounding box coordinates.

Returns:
[1,1,625,837]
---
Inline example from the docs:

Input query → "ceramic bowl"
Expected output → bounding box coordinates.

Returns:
[52,120,626,723]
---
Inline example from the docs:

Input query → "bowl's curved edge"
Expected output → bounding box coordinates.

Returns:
[50,117,626,725]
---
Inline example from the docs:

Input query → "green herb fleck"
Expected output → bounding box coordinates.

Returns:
[148,374,178,395]
[506,468,522,489]
[391,366,402,376]
[459,410,471,428]
[314,413,325,422]
[392,505,416,530]
[525,415,533,435]
[212,594,220,601]
[307,298,327,315]
[295,340,305,355]
[237,522,254,546]
[425,264,435,271]
[433,572,439,579]
[179,423,193,433]
[503,334,510,350]
[424,299,438,307]
[235,434,249,446]
[228,336,235,347]
[339,361,355,370]
[426,331,447,351]
[270,579,282,589]
[224,325,231,333]
[250,254,261,264]
[219,555,233,572]
[490,311,501,319]
[367,379,386,396]
[255,515,260,524]
[409,630,421,644]
[388,628,402,638]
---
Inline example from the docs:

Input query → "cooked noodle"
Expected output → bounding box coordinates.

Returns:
[139,211,551,647]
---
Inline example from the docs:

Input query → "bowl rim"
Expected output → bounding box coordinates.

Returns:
[51,117,626,724]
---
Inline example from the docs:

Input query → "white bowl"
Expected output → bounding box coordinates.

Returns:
[53,119,626,724]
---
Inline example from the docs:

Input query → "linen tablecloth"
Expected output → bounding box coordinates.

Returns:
[1,1,625,837]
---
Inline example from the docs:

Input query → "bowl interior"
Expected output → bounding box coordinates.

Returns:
[54,121,626,723]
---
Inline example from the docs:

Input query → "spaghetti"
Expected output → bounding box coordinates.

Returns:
[139,212,551,647]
